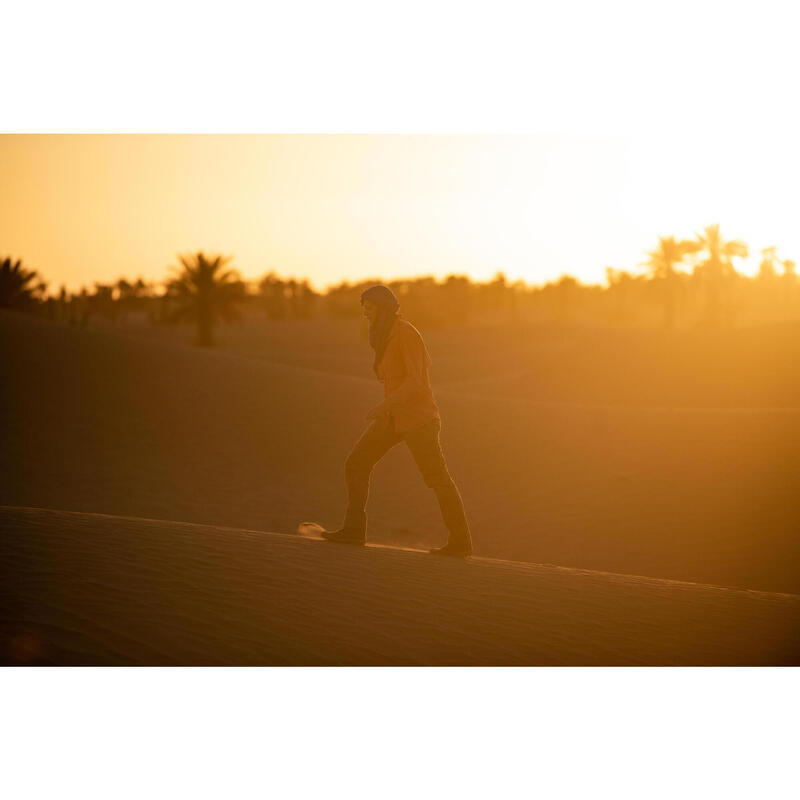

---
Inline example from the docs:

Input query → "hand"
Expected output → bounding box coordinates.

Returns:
[366,403,390,421]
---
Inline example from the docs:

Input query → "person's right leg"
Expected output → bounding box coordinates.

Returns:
[327,414,402,543]
[403,418,473,557]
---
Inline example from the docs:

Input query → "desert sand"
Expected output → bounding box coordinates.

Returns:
[3,506,799,665]
[2,309,799,664]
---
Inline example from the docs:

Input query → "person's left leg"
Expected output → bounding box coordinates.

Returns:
[403,418,473,557]
[330,414,403,543]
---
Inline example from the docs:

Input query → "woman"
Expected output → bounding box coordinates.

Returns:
[322,284,473,557]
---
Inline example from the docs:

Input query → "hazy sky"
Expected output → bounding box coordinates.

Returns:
[2,134,798,292]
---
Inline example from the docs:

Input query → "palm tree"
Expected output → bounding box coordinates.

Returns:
[640,236,701,329]
[0,256,47,311]
[115,277,151,318]
[757,246,779,281]
[693,224,749,327]
[604,268,641,324]
[258,272,288,319]
[91,283,117,323]
[166,252,246,346]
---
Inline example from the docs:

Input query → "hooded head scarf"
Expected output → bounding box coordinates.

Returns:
[360,284,401,379]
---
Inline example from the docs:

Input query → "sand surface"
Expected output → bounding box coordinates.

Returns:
[2,310,800,664]
[3,506,799,666]
[2,311,799,595]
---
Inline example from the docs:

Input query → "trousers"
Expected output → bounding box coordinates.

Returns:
[342,415,472,548]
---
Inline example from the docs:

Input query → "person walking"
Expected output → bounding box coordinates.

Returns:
[322,284,473,557]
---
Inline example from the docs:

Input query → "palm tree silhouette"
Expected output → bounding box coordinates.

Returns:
[0,256,47,312]
[757,246,779,281]
[258,272,288,319]
[641,236,701,329]
[115,277,152,319]
[166,252,245,346]
[694,224,748,327]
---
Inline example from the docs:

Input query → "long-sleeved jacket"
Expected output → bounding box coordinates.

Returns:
[377,317,441,434]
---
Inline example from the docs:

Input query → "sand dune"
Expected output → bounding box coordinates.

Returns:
[115,310,800,409]
[2,311,800,596]
[2,506,798,666]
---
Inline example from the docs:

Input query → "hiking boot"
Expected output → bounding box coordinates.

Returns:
[321,527,366,546]
[429,541,472,558]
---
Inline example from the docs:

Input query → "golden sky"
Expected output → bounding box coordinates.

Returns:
[2,134,798,292]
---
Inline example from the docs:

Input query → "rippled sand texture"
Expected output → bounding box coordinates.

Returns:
[2,507,799,665]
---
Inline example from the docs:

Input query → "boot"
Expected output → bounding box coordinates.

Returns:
[429,540,472,558]
[321,526,366,546]
[429,481,473,558]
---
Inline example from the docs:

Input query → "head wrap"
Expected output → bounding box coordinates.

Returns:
[360,284,401,379]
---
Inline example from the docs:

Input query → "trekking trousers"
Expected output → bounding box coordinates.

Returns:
[342,415,472,549]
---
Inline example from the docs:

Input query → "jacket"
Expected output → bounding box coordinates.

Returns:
[377,317,441,434]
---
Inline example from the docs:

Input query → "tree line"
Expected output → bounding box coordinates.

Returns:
[2,224,798,345]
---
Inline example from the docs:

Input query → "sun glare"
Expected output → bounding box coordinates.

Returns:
[1,134,798,291]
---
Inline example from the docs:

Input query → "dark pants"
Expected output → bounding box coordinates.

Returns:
[343,415,472,548]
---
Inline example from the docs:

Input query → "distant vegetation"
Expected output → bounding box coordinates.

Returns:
[3,224,798,342]
[0,257,47,312]
[165,252,246,346]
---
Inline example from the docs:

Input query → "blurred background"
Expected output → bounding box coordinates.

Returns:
[2,134,799,595]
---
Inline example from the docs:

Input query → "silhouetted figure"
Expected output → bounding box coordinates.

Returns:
[323,284,473,557]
